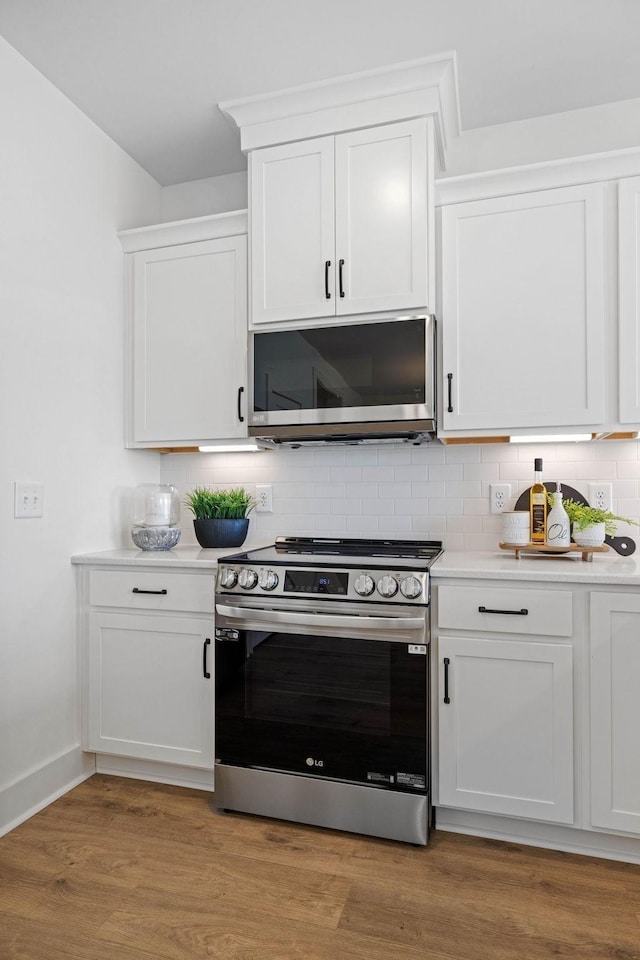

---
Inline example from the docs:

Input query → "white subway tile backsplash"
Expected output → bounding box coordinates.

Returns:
[410,481,446,498]
[428,464,464,482]
[329,467,362,482]
[160,439,640,551]
[378,516,412,534]
[377,481,411,498]
[617,460,640,479]
[344,482,378,498]
[462,463,500,482]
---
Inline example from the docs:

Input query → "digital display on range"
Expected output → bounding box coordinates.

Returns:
[284,569,349,595]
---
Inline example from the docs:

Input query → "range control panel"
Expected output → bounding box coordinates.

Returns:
[216,564,429,605]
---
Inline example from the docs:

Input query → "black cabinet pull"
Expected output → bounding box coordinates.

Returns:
[237,386,244,423]
[443,657,451,704]
[132,587,167,595]
[203,638,211,679]
[478,605,529,616]
[447,373,453,413]
[324,260,332,299]
[338,258,345,298]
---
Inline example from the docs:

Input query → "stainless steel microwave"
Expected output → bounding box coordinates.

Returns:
[248,315,436,445]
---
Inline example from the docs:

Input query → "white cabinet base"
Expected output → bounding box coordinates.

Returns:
[94,754,215,792]
[436,808,640,866]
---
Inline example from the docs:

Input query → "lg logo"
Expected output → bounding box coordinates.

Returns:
[306,757,324,767]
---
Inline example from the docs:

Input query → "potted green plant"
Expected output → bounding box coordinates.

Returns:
[557,497,638,547]
[184,487,256,548]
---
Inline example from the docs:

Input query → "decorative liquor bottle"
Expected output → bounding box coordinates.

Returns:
[530,458,547,543]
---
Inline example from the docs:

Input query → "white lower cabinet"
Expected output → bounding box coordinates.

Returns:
[590,592,640,834]
[87,613,214,767]
[438,634,574,823]
[80,565,215,771]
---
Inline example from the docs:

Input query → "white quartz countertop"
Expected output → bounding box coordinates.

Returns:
[432,549,640,585]
[71,545,640,585]
[70,546,233,569]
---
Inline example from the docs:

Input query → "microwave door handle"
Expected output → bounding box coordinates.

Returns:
[215,603,425,636]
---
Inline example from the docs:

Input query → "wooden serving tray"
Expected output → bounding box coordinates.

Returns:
[499,542,610,562]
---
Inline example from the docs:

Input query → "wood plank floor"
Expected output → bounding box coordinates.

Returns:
[2,775,640,960]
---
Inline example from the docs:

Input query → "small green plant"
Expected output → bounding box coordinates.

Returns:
[183,487,255,520]
[548,494,638,537]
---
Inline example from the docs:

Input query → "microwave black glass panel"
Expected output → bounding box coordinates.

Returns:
[253,318,426,412]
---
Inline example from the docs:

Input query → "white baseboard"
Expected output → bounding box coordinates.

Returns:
[436,807,640,864]
[95,754,215,791]
[0,746,95,838]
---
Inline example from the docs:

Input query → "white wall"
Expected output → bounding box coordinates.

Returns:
[161,439,640,551]
[162,171,247,221]
[0,36,163,834]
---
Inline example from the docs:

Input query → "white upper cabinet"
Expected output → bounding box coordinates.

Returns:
[120,213,248,448]
[618,176,640,426]
[250,136,335,324]
[250,119,430,324]
[440,183,606,435]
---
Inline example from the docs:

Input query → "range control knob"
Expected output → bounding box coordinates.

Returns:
[238,568,258,590]
[377,575,399,598]
[400,576,423,600]
[354,574,375,597]
[258,569,279,591]
[219,567,238,589]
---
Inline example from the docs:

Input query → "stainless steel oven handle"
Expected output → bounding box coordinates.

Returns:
[215,603,425,634]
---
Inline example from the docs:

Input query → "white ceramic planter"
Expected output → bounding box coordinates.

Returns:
[573,522,606,547]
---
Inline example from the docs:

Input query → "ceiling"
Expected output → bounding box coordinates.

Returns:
[1,0,640,186]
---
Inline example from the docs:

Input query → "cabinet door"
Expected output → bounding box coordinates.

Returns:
[438,635,574,823]
[250,137,335,324]
[440,184,605,433]
[334,119,429,315]
[87,613,214,768]
[132,236,247,444]
[618,177,640,425]
[590,592,640,834]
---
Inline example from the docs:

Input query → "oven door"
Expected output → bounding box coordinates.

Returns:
[215,595,429,793]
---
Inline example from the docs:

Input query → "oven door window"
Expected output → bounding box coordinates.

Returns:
[215,627,428,791]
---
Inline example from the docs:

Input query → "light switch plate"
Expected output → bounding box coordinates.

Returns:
[15,482,44,518]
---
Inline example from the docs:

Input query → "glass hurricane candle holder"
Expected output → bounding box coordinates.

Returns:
[130,483,181,551]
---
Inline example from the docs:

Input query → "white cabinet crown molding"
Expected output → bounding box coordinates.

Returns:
[119,209,248,252]
[436,144,640,206]
[219,54,460,171]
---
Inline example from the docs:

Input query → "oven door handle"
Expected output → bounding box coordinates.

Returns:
[215,603,425,636]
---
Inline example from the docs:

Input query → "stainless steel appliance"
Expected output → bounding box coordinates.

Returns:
[214,536,443,844]
[248,315,436,444]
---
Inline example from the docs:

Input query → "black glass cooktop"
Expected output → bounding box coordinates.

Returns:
[223,536,443,568]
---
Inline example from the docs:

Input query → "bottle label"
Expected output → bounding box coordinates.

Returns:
[531,504,545,534]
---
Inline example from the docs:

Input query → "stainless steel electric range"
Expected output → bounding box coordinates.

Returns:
[213,536,443,845]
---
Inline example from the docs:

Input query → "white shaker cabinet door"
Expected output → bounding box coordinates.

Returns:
[87,613,214,768]
[334,118,429,316]
[438,635,574,823]
[440,184,605,433]
[618,176,640,426]
[590,592,640,835]
[132,236,247,444]
[250,137,335,324]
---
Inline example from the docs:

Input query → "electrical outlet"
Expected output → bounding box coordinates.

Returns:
[255,484,273,513]
[490,483,512,514]
[14,482,44,518]
[588,482,613,512]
